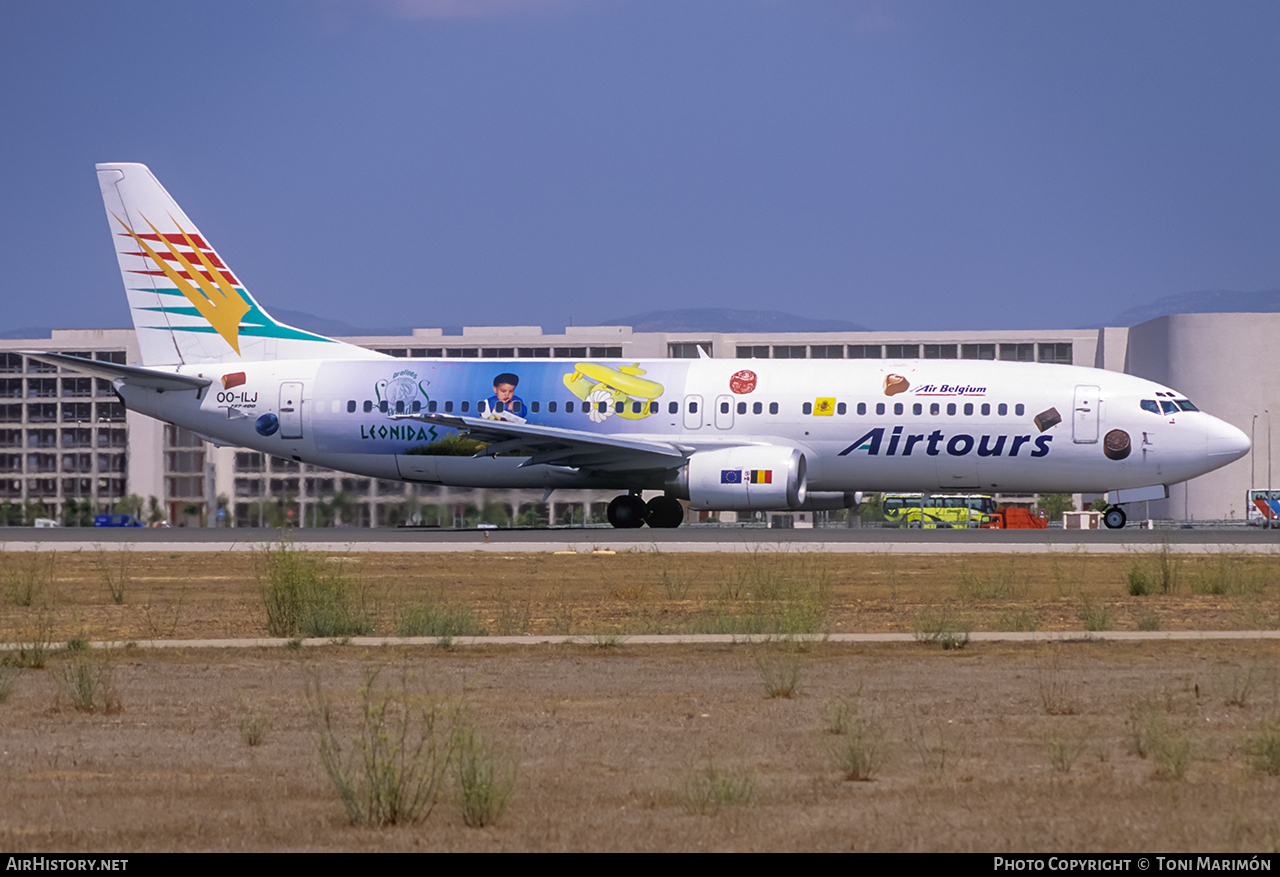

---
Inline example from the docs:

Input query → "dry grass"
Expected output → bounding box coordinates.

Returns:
[0,548,1275,642]
[0,641,1275,850]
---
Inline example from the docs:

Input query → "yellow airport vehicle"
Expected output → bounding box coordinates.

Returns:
[881,493,997,528]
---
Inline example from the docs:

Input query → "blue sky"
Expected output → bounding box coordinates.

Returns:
[2,0,1278,333]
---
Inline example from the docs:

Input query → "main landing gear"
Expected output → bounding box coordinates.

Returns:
[606,494,684,529]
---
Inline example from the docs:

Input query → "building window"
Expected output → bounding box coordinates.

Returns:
[375,348,408,358]
[555,347,588,358]
[810,345,844,359]
[589,347,622,358]
[668,343,711,359]
[923,344,957,359]
[999,343,1035,362]
[28,403,57,422]
[95,351,126,365]
[446,348,479,358]
[28,378,57,397]
[482,348,515,358]
[772,346,806,359]
[847,345,882,359]
[61,378,92,397]
[961,344,995,360]
[0,379,22,398]
[0,354,22,373]
[97,403,126,423]
[1038,343,1073,364]
[61,403,92,423]
[885,344,919,358]
[518,348,550,357]
[736,346,769,358]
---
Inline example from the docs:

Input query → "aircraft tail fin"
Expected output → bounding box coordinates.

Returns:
[96,163,380,366]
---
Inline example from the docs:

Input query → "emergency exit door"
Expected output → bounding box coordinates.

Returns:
[280,382,304,439]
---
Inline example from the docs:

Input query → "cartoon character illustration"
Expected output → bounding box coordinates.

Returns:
[486,372,528,420]
[562,363,664,422]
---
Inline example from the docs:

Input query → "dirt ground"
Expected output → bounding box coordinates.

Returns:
[2,642,1280,851]
[2,548,1280,852]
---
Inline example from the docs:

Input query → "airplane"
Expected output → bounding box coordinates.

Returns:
[25,163,1252,530]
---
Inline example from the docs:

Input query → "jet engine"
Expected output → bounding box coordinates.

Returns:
[668,446,808,511]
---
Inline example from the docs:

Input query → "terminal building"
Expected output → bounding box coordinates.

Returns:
[0,313,1268,526]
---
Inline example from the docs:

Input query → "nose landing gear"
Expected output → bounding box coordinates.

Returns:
[1102,505,1127,529]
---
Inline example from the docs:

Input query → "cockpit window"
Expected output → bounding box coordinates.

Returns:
[1141,400,1159,414]
[1160,401,1178,415]
[1176,400,1198,411]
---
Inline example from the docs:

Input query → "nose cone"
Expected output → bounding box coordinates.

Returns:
[1207,417,1250,461]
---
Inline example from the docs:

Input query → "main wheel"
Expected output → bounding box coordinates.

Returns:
[607,494,647,528]
[1103,506,1127,529]
[645,495,684,529]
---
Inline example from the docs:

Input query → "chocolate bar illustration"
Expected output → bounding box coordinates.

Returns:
[1033,407,1061,432]
[222,372,246,390]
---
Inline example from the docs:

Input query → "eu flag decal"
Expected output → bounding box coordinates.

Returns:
[721,470,743,484]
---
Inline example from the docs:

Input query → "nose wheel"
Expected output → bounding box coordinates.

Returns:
[1103,506,1127,529]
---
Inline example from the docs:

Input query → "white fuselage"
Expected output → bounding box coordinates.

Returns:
[115,356,1250,505]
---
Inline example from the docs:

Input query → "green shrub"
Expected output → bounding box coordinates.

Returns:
[307,668,459,827]
[913,608,970,649]
[454,723,518,828]
[832,713,887,781]
[680,764,757,814]
[754,651,802,698]
[1243,722,1280,776]
[258,542,373,638]
[395,595,486,640]
[56,651,121,714]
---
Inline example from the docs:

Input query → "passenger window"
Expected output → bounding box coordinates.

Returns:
[947,403,957,416]
[1141,400,1159,414]
[769,402,779,415]
[531,401,540,413]
[460,401,470,413]
[615,402,624,413]
[633,401,643,414]
[998,403,1007,416]
[395,401,405,414]
[721,401,730,414]
[566,401,574,413]
[668,401,678,414]
[444,401,453,413]
[894,403,904,415]
[689,401,698,413]
[981,403,990,416]
[549,401,557,413]
[597,402,607,413]
[857,402,866,415]
[650,402,658,413]
[912,403,922,415]
[753,402,762,415]
[1015,404,1025,416]
[803,402,813,415]
[930,403,940,416]
[963,403,973,416]
[836,402,846,415]
[875,403,885,415]
[347,400,356,413]
[737,402,747,415]
[363,400,373,413]
[379,400,389,413]
[428,400,438,413]
[412,400,421,413]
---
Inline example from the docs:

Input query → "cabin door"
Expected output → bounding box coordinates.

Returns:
[279,382,304,439]
[683,395,703,430]
[1073,385,1099,443]
[714,395,735,429]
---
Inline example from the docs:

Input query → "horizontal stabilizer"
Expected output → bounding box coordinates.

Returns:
[21,351,211,392]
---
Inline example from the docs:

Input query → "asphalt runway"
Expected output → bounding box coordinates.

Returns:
[6,525,1280,553]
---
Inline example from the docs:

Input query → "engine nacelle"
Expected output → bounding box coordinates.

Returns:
[671,446,808,511]
[794,491,863,511]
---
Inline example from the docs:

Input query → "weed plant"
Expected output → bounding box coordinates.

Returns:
[1036,652,1082,716]
[1137,611,1161,631]
[454,723,518,828]
[955,560,1029,600]
[494,594,532,636]
[912,608,970,649]
[1078,598,1114,632]
[258,542,373,638]
[1243,722,1280,776]
[832,712,887,781]
[1128,699,1193,779]
[1127,543,1180,596]
[8,610,55,669]
[238,711,269,746]
[995,607,1039,632]
[306,668,459,827]
[692,551,832,637]
[395,595,486,639]
[1044,733,1086,773]
[754,650,802,698]
[139,582,188,640]
[1190,553,1268,596]
[56,651,121,713]
[3,551,55,607]
[0,665,17,703]
[908,711,956,779]
[680,764,757,815]
[95,545,131,605]
[65,636,89,651]
[1219,659,1261,708]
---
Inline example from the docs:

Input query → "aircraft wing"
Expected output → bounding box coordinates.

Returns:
[395,413,690,473]
[21,351,212,392]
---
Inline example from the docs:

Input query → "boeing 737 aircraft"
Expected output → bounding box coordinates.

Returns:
[27,163,1252,528]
